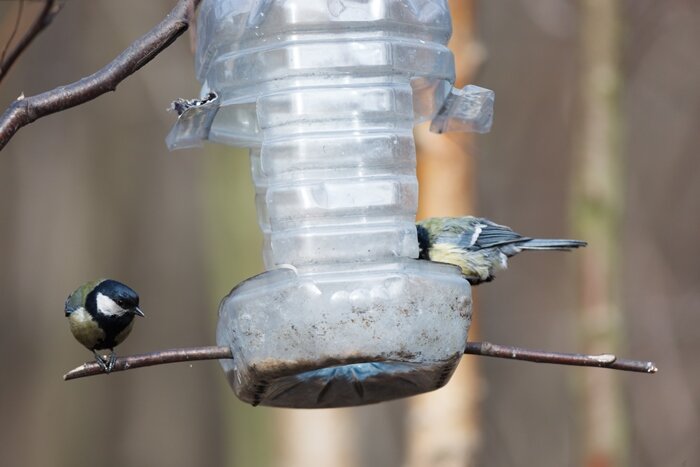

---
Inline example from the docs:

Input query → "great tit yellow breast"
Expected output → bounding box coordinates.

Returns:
[68,307,105,351]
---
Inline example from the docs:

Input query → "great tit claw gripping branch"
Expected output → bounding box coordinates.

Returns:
[63,346,232,380]
[63,342,657,381]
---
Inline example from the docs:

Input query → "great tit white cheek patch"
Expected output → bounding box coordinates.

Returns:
[96,293,128,317]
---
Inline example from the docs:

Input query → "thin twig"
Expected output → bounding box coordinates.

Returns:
[63,341,657,381]
[0,0,65,84]
[464,341,658,373]
[0,0,25,74]
[63,345,232,380]
[0,0,201,151]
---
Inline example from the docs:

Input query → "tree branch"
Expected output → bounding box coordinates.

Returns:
[0,0,201,151]
[463,341,658,373]
[0,0,66,84]
[0,0,26,79]
[63,341,657,381]
[63,345,232,381]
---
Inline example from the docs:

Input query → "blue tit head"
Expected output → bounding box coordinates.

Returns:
[89,279,144,318]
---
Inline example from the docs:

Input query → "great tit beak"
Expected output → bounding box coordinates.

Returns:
[133,307,145,317]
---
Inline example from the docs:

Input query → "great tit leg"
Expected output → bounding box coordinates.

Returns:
[93,350,109,372]
[106,350,117,372]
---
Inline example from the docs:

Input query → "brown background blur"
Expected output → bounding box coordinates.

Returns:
[0,1,698,466]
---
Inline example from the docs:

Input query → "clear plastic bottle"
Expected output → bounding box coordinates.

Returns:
[169,0,493,408]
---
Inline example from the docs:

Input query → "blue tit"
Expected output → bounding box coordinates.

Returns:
[416,216,587,285]
[64,279,144,372]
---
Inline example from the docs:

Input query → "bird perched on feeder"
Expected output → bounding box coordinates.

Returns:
[64,279,144,372]
[416,216,587,285]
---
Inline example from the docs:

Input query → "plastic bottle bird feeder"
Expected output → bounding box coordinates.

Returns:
[168,0,494,408]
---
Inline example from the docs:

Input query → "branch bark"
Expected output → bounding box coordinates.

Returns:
[63,341,657,381]
[0,0,66,84]
[63,345,231,380]
[463,341,657,373]
[0,0,201,151]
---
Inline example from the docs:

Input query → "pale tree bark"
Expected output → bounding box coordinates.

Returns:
[406,1,483,466]
[276,409,359,467]
[572,2,627,466]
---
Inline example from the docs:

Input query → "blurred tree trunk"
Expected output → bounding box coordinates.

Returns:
[572,2,627,466]
[406,1,482,466]
[203,148,274,467]
[621,3,700,466]
[276,409,359,467]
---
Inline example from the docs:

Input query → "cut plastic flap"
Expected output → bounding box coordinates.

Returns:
[165,92,220,150]
[430,84,494,134]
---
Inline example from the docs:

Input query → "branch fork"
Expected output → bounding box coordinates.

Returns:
[0,0,201,151]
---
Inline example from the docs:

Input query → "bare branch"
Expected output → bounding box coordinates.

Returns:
[63,345,232,381]
[0,0,65,84]
[464,341,658,374]
[0,0,25,76]
[64,340,657,382]
[0,0,202,151]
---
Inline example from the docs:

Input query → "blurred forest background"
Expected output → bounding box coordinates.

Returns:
[0,1,698,466]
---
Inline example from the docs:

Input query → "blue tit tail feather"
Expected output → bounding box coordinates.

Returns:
[416,216,587,285]
[518,238,587,251]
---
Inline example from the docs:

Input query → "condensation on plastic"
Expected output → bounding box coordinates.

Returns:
[218,259,470,407]
[170,0,491,408]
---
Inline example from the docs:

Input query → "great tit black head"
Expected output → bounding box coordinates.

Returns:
[90,279,144,318]
[65,279,144,372]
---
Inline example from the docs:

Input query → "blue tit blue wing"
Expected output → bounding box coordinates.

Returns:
[428,217,479,244]
[465,218,530,250]
[418,216,530,250]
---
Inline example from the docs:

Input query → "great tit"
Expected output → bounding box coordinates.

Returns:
[417,216,587,285]
[64,279,144,372]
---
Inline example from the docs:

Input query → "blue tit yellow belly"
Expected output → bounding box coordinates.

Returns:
[426,242,504,284]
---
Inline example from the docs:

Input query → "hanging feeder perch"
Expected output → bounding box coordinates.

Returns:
[168,0,494,408]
